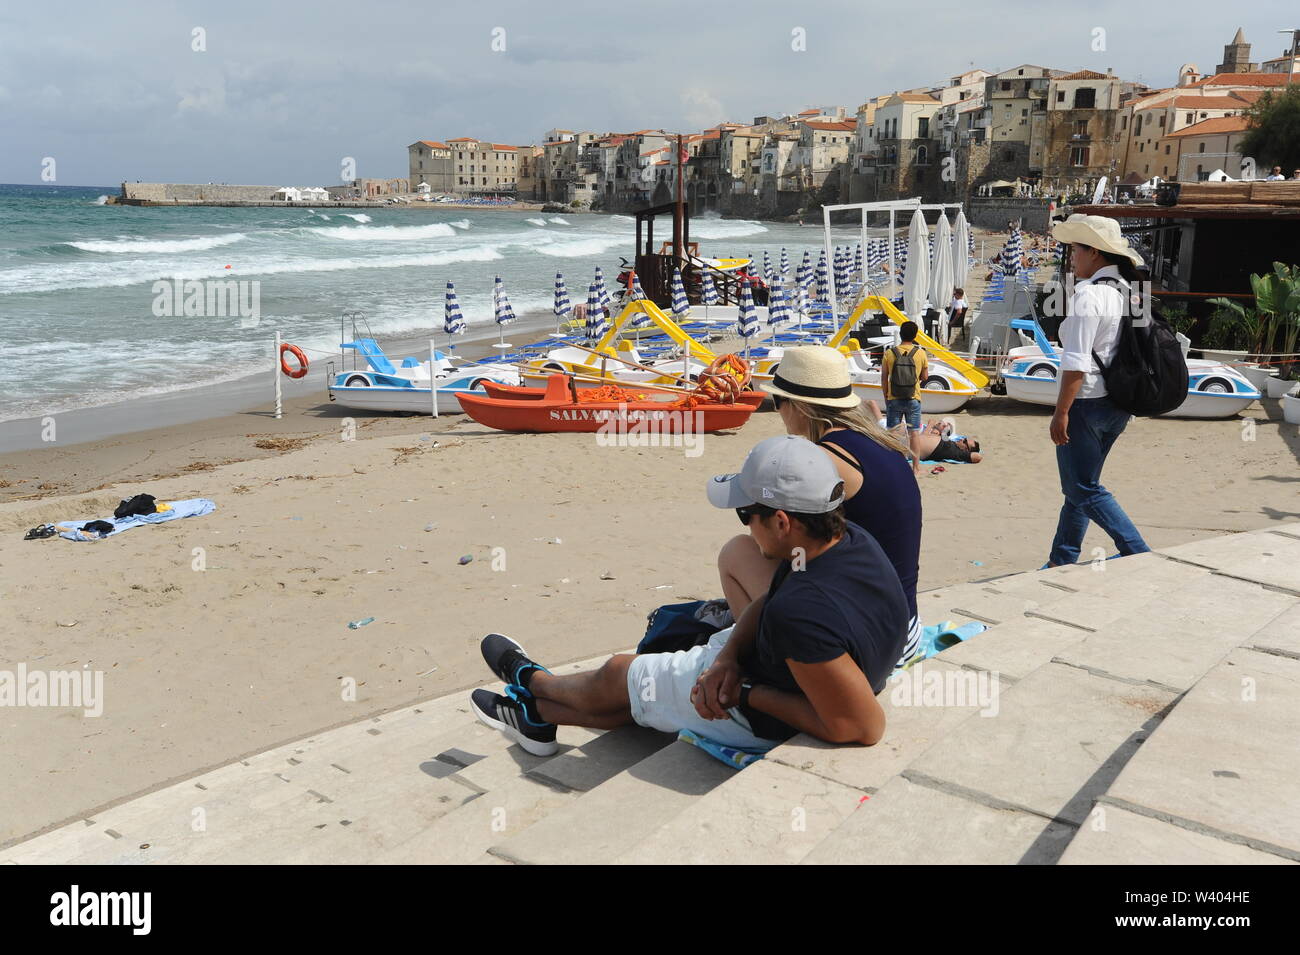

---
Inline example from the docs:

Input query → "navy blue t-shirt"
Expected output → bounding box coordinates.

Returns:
[818,429,922,619]
[745,522,909,722]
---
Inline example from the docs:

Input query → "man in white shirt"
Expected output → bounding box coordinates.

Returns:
[1266,167,1285,181]
[1043,215,1151,567]
[946,289,969,346]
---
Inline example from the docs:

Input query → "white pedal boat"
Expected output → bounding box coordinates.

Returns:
[1000,346,1260,419]
[328,337,520,414]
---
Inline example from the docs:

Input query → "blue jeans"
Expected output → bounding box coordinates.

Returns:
[886,398,922,431]
[1049,397,1151,566]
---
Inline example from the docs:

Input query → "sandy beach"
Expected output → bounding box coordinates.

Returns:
[2,367,1296,846]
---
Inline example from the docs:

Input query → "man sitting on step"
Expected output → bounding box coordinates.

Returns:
[469,435,911,756]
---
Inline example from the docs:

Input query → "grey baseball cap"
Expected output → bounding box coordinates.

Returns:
[707,435,845,514]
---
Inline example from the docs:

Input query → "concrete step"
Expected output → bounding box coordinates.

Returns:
[486,740,734,865]
[1061,644,1300,864]
[1156,527,1300,595]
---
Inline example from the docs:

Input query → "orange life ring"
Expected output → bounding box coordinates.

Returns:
[280,343,309,379]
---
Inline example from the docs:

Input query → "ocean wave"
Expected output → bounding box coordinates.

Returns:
[690,219,769,239]
[65,233,248,254]
[340,213,372,223]
[449,219,471,230]
[533,235,626,258]
[0,245,506,295]
[525,217,547,226]
[94,195,109,205]
[309,222,457,240]
[546,216,569,224]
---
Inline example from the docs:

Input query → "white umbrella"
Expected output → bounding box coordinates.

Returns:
[929,214,954,343]
[951,209,971,294]
[902,210,930,324]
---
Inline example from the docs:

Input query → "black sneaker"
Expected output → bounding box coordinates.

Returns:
[470,687,558,756]
[480,633,549,690]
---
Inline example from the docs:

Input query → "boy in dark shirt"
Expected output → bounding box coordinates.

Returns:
[469,435,911,755]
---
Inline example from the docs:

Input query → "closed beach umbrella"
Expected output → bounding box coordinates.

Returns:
[766,280,791,343]
[584,282,608,342]
[629,272,647,300]
[700,271,720,305]
[815,250,829,302]
[594,265,613,312]
[951,211,971,291]
[929,215,955,342]
[903,210,930,323]
[853,243,863,279]
[792,280,810,335]
[553,272,572,333]
[762,250,772,286]
[796,253,813,293]
[444,281,466,351]
[670,267,690,320]
[493,275,516,348]
[736,279,760,356]
[1000,229,1022,277]
[780,247,790,276]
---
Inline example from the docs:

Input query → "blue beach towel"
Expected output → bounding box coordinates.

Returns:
[677,729,769,770]
[56,498,217,541]
[916,619,987,660]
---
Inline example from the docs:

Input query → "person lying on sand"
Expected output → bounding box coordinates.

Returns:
[469,435,910,755]
[863,399,982,463]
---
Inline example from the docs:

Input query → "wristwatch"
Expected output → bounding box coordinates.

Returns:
[738,681,755,710]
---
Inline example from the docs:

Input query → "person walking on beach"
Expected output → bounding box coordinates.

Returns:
[716,347,924,668]
[881,321,927,474]
[1044,214,1151,567]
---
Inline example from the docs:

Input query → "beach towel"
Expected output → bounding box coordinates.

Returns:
[916,619,987,660]
[677,729,767,770]
[55,498,216,541]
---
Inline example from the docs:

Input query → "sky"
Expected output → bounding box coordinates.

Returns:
[1,1,1296,186]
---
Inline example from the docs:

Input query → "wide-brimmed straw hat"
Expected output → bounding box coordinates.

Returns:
[759,345,861,410]
[1051,214,1144,267]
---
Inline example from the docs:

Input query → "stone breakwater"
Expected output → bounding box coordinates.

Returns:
[113,182,544,209]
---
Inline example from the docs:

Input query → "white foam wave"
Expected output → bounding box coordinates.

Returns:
[525,218,548,226]
[449,219,471,229]
[341,213,372,223]
[94,195,109,205]
[533,235,626,258]
[690,219,769,239]
[310,222,457,241]
[0,245,505,295]
[65,233,247,254]
[547,216,569,224]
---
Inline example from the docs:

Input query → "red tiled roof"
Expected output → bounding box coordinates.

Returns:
[491,144,517,151]
[1191,73,1290,88]
[798,109,820,116]
[446,137,477,143]
[892,93,939,104]
[418,140,448,149]
[1172,94,1253,109]
[1166,116,1252,138]
[804,120,856,131]
[1057,69,1110,80]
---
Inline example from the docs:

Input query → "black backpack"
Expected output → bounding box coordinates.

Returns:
[1090,277,1189,417]
[888,345,919,400]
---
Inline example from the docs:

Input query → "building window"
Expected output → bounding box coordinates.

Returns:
[1070,146,1089,166]
[1165,144,1171,155]
[1001,80,1011,91]
[1074,88,1096,109]
[1158,115,1166,129]
[1198,142,1206,153]
[917,145,929,165]
[1056,90,1065,103]
[1121,115,1128,130]
[1186,112,1193,124]
[1021,108,1028,117]
[1003,149,1015,161]
[918,117,930,138]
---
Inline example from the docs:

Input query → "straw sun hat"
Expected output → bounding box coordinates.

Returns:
[1050,214,1144,267]
[760,345,862,409]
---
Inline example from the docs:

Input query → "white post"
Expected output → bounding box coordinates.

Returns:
[429,339,439,418]
[888,209,896,300]
[274,329,283,420]
[859,208,868,287]
[823,204,837,323]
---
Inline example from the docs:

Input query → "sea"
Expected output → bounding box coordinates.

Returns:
[0,183,880,423]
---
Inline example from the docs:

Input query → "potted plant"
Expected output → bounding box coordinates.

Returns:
[1201,298,1257,364]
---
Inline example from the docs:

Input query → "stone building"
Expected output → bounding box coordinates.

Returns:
[407,141,453,193]
[1216,28,1256,75]
[1165,116,1253,181]
[872,91,943,202]
[1041,69,1125,190]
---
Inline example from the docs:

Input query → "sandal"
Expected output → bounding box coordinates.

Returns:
[930,466,946,474]
[23,524,57,540]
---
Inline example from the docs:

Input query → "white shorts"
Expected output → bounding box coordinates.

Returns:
[625,627,779,751]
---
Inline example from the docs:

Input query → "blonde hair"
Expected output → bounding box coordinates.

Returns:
[786,398,910,456]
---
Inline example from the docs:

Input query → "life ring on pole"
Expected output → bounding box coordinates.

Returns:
[280,343,309,379]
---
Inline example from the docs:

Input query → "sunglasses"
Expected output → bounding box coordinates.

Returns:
[736,505,769,526]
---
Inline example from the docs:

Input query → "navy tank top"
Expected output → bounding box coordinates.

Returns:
[817,428,922,618]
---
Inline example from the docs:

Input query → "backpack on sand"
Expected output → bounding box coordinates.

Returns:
[888,345,919,400]
[1090,277,1189,417]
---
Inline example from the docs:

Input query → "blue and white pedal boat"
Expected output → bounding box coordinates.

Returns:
[328,338,521,414]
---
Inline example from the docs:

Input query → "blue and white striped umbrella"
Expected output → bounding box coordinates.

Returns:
[669,268,690,320]
[629,273,647,301]
[762,250,772,285]
[834,255,850,299]
[791,280,810,334]
[815,250,829,302]
[444,281,467,338]
[593,266,613,312]
[767,280,792,330]
[700,272,720,306]
[493,275,516,327]
[797,255,813,293]
[584,282,608,342]
[736,280,760,347]
[853,243,863,277]
[629,272,653,329]
[780,247,790,276]
[999,229,1022,276]
[553,272,572,323]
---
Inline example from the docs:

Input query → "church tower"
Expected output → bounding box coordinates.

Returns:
[1216,27,1256,74]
